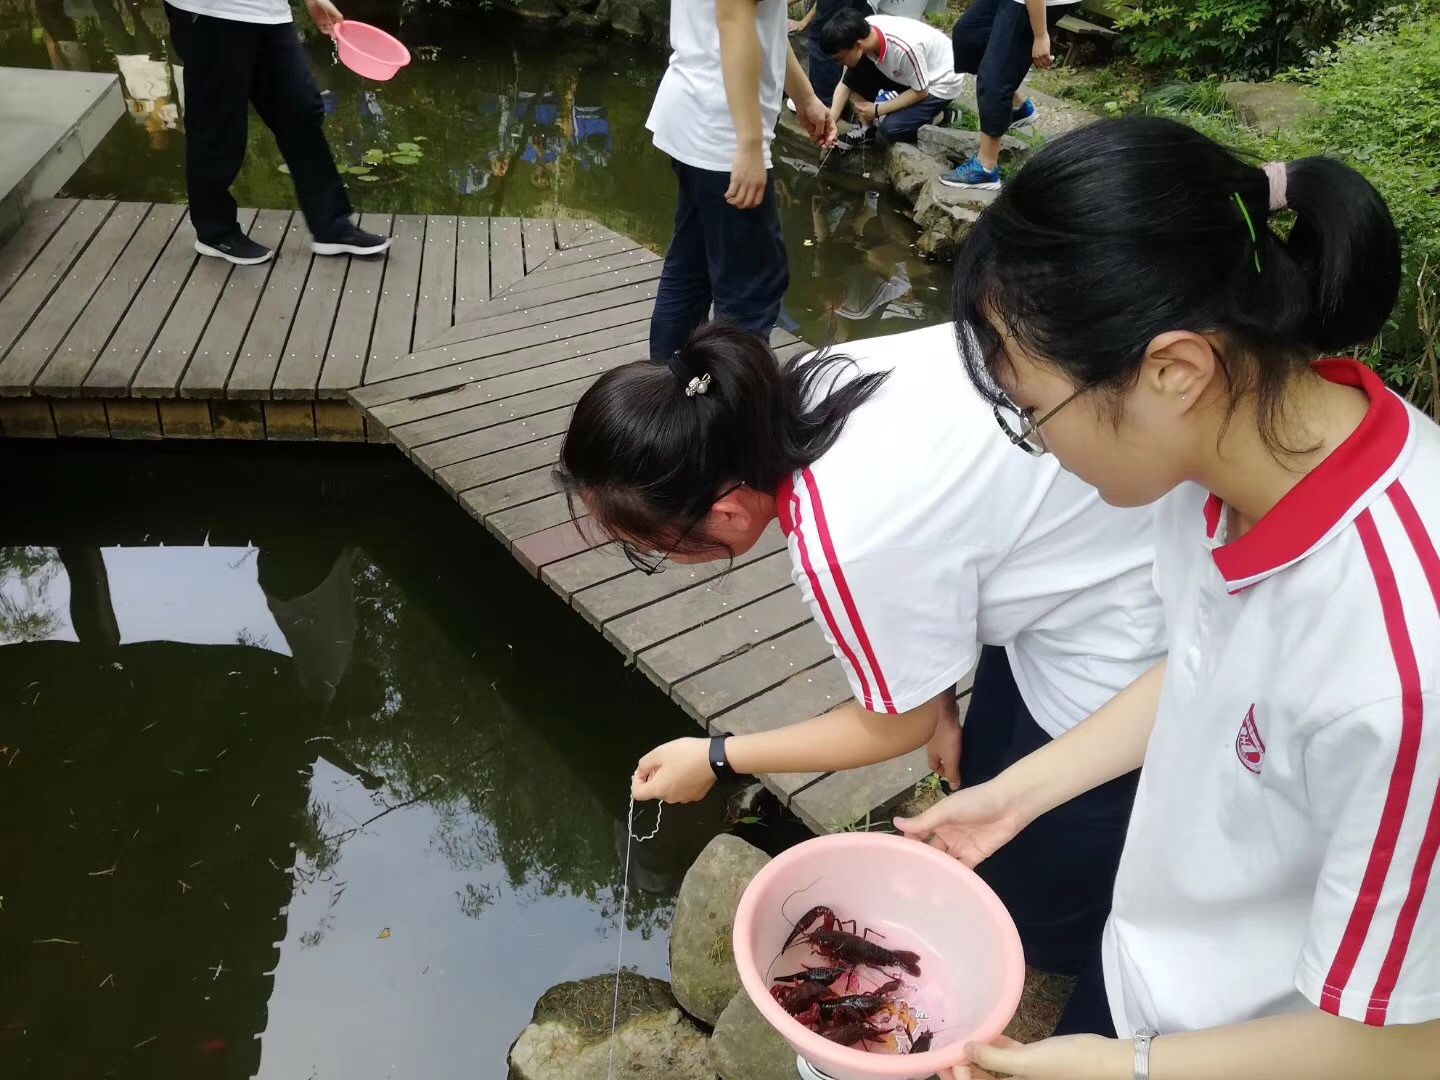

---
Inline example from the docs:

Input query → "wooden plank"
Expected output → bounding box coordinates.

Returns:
[453,216,490,309]
[380,298,655,385]
[225,213,311,398]
[0,200,76,303]
[0,202,148,394]
[131,208,260,398]
[573,523,788,627]
[430,277,659,351]
[105,398,160,438]
[452,259,661,327]
[414,404,573,475]
[637,588,815,689]
[263,401,315,440]
[673,621,835,723]
[606,552,796,658]
[542,546,634,600]
[363,213,425,383]
[529,232,641,274]
[158,399,213,438]
[513,516,607,577]
[488,217,525,296]
[789,749,931,832]
[180,209,291,399]
[357,321,649,422]
[521,217,556,273]
[0,200,115,380]
[34,204,186,394]
[412,214,458,348]
[485,491,572,542]
[318,211,390,398]
[0,399,55,437]
[211,399,265,439]
[506,246,659,296]
[718,658,850,738]
[436,432,560,494]
[456,463,559,515]
[52,399,110,437]
[272,224,353,399]
[382,368,608,449]
[554,217,596,248]
[314,400,365,441]
[84,208,199,396]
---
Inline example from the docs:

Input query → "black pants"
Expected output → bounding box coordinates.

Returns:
[165,4,351,244]
[648,158,789,360]
[951,0,1078,136]
[1053,945,1117,1036]
[961,645,1138,976]
[807,0,869,106]
[841,61,951,143]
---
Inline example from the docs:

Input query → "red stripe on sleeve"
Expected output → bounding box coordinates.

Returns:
[799,469,897,713]
[1321,508,1426,1022]
[1364,484,1440,1023]
[790,490,876,711]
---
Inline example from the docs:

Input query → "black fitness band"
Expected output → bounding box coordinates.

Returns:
[709,734,740,782]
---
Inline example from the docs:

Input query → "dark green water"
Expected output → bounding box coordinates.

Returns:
[0,0,950,344]
[0,439,796,1079]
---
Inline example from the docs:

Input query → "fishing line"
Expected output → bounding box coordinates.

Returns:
[606,794,661,1080]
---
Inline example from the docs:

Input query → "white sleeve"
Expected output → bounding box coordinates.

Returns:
[787,538,981,715]
[1295,695,1440,1025]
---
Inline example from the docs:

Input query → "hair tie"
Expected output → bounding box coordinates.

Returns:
[1231,192,1262,274]
[1262,161,1288,212]
[665,350,710,398]
[685,374,711,397]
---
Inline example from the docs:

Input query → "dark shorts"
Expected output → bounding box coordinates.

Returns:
[961,645,1139,976]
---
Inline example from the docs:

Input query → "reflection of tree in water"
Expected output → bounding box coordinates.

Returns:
[0,547,63,642]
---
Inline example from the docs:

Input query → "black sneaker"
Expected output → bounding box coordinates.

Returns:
[835,125,877,153]
[194,232,273,265]
[312,221,393,256]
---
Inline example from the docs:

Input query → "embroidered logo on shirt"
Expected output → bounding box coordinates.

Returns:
[1235,705,1266,775]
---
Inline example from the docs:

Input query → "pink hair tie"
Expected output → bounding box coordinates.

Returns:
[1262,161,1288,212]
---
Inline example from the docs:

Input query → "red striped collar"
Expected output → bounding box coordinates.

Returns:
[776,473,797,536]
[873,24,886,62]
[1207,359,1413,592]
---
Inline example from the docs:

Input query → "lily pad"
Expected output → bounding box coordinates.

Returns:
[276,163,291,174]
[389,155,421,166]
[348,166,371,176]
[413,136,428,141]
[361,148,387,165]
[396,141,422,153]
[355,174,380,182]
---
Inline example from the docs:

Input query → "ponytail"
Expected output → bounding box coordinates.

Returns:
[557,322,889,566]
[953,116,1402,450]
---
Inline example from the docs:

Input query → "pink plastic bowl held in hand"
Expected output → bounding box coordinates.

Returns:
[332,21,410,82]
[732,833,1024,1080]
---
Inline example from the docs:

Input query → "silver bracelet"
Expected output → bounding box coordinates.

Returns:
[1133,1027,1159,1080]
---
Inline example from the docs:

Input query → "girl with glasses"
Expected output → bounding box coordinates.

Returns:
[556,318,1164,977]
[901,115,1440,1078]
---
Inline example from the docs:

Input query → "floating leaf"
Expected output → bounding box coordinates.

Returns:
[737,816,762,825]
[389,155,420,166]
[355,174,380,182]
[276,163,291,174]
[378,927,391,939]
[348,166,371,176]
[413,136,428,141]
[361,148,387,165]
[396,141,422,153]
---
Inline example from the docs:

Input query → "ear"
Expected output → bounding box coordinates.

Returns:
[708,485,760,530]
[1137,331,1218,412]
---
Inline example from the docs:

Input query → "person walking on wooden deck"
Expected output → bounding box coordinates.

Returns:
[645,0,837,361]
[163,0,391,264]
[555,320,1166,978]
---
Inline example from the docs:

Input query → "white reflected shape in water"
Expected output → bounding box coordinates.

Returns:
[0,547,76,645]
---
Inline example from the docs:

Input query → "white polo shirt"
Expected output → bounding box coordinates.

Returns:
[775,323,1165,734]
[647,0,790,173]
[865,15,966,102]
[165,0,291,23]
[1104,359,1440,1034]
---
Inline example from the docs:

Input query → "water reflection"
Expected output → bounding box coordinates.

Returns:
[0,441,745,1079]
[0,0,948,342]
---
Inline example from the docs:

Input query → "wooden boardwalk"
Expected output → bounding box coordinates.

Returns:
[0,199,952,831]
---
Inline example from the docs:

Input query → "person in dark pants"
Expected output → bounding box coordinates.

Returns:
[960,645,1139,976]
[789,0,869,107]
[940,0,1079,189]
[645,0,835,360]
[164,0,390,264]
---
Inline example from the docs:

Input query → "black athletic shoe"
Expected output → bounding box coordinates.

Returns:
[834,124,877,152]
[194,232,273,265]
[311,222,393,256]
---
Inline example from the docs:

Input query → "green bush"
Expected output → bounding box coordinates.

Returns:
[1117,0,1391,77]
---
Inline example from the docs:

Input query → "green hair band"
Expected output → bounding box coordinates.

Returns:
[1232,191,1262,273]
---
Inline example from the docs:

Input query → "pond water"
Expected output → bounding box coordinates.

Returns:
[0,0,951,345]
[0,439,800,1079]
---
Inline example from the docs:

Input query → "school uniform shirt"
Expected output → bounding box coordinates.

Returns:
[774,323,1165,734]
[647,0,790,174]
[864,15,966,102]
[1103,359,1440,1034]
[165,0,291,23]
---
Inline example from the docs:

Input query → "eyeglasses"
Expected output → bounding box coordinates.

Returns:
[991,385,1088,456]
[625,482,746,576]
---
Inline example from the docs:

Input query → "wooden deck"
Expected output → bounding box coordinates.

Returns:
[0,199,955,831]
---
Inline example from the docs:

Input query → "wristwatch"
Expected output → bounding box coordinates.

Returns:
[708,734,740,782]
[1133,1027,1159,1080]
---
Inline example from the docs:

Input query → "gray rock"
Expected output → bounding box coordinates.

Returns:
[505,0,565,21]
[915,228,962,261]
[951,83,1098,140]
[507,973,711,1080]
[608,0,656,39]
[887,142,946,203]
[669,834,771,1027]
[1219,81,1319,134]
[916,124,1027,165]
[911,178,992,236]
[710,989,799,1080]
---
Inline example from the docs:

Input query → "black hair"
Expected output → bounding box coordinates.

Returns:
[819,9,870,56]
[556,322,889,568]
[953,114,1401,450]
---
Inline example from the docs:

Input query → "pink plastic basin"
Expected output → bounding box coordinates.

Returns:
[733,833,1024,1080]
[332,21,410,82]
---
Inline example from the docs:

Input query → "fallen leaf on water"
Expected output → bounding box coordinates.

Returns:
[378,927,391,940]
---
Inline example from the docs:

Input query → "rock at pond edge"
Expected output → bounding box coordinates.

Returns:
[711,988,804,1080]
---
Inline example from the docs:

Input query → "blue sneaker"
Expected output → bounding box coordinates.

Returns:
[1010,98,1037,130]
[939,155,1001,190]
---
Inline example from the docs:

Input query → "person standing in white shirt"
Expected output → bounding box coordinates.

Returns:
[555,319,1166,976]
[901,115,1440,1078]
[645,0,836,361]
